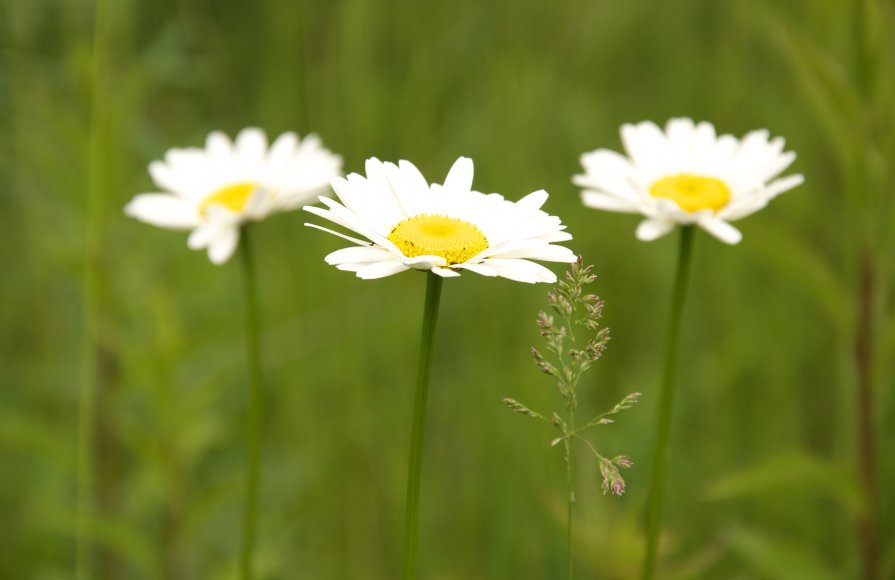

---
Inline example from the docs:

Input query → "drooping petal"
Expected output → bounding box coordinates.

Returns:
[697,216,742,245]
[431,267,462,278]
[635,219,675,242]
[207,226,240,264]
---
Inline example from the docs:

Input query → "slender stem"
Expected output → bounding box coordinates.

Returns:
[855,246,880,580]
[853,4,882,577]
[565,402,575,580]
[403,272,444,580]
[239,226,264,580]
[641,226,695,580]
[76,0,110,577]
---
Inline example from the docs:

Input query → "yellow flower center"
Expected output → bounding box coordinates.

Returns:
[649,174,731,213]
[388,215,489,265]
[199,182,259,216]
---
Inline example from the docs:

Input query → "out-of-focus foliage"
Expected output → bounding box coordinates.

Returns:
[1,0,893,578]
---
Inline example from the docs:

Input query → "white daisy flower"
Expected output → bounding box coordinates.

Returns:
[304,157,576,282]
[125,128,343,264]
[574,118,804,244]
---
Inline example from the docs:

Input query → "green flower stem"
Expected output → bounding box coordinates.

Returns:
[642,225,695,580]
[239,226,264,580]
[403,272,444,580]
[76,0,111,576]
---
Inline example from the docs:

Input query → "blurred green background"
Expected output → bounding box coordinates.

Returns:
[2,0,894,578]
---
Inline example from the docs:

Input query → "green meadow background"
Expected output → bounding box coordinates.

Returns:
[2,0,894,578]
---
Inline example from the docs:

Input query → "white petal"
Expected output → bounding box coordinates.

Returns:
[335,263,364,272]
[403,255,448,269]
[635,219,676,242]
[148,161,194,197]
[235,128,267,164]
[575,149,646,201]
[717,195,769,222]
[325,246,395,265]
[304,221,372,246]
[514,189,549,215]
[698,216,742,244]
[266,132,298,168]
[188,222,221,249]
[482,259,557,284]
[621,121,672,175]
[442,157,474,193]
[206,131,233,161]
[489,244,576,262]
[764,174,804,199]
[540,230,573,243]
[243,188,273,220]
[431,267,462,278]
[457,262,499,277]
[385,161,426,216]
[581,191,642,213]
[207,226,240,264]
[356,261,410,279]
[125,194,199,229]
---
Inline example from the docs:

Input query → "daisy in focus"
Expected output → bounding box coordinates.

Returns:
[305,156,575,282]
[125,128,343,264]
[574,118,804,244]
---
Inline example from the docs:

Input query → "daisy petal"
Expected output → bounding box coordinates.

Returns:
[207,226,240,264]
[403,255,448,269]
[581,191,642,213]
[325,246,395,265]
[431,266,462,278]
[698,216,742,245]
[484,258,558,284]
[442,157,474,193]
[125,194,199,229]
[635,219,675,242]
[356,261,410,279]
[764,174,804,199]
[235,128,267,164]
[304,222,372,246]
[457,262,499,277]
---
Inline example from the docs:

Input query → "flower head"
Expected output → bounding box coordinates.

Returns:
[574,118,804,244]
[305,157,575,282]
[125,128,342,264]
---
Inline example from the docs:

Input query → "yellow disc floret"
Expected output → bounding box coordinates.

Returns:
[199,182,260,216]
[649,174,731,213]
[388,214,489,265]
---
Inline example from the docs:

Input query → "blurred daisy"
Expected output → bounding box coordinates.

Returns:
[574,118,803,244]
[125,128,342,264]
[305,157,575,282]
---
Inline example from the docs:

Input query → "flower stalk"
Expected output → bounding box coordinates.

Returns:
[238,226,264,580]
[641,225,695,580]
[403,272,444,580]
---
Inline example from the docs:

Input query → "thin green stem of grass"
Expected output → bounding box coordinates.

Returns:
[76,0,111,576]
[239,226,264,580]
[641,225,695,580]
[565,403,575,580]
[403,272,443,580]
